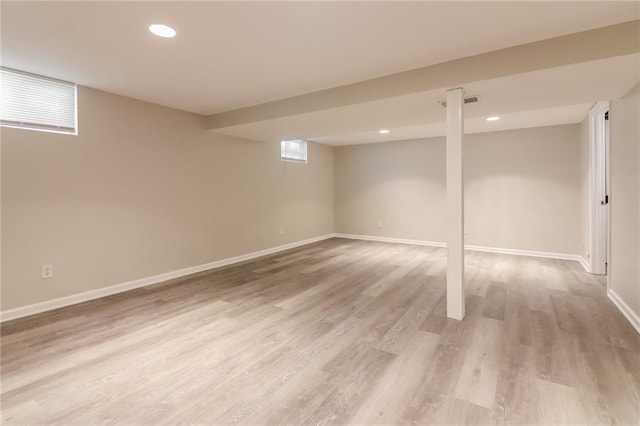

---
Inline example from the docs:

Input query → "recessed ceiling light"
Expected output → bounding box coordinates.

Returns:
[149,24,176,38]
[486,116,500,121]
[379,129,390,134]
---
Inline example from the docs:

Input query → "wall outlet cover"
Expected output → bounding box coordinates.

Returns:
[41,264,54,279]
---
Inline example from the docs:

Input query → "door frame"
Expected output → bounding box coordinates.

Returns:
[588,101,610,276]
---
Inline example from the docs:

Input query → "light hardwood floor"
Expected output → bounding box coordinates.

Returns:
[1,238,639,425]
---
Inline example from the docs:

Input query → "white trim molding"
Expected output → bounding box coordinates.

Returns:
[0,234,335,323]
[335,233,584,263]
[334,233,445,248]
[465,244,586,263]
[0,233,596,323]
[588,101,610,275]
[607,289,640,334]
[577,256,591,273]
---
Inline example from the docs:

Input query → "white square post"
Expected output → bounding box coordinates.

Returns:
[446,88,465,320]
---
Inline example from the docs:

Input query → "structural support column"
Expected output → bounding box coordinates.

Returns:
[446,88,465,320]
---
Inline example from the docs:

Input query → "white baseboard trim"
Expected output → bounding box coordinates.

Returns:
[334,233,446,248]
[577,256,591,273]
[607,289,640,334]
[335,233,581,262]
[0,234,335,323]
[465,244,584,263]
[0,233,595,323]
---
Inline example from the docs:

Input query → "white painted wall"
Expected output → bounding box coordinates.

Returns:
[609,83,640,320]
[1,86,334,311]
[4,85,632,323]
[335,124,583,256]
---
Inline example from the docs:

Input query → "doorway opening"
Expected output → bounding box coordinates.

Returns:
[589,101,610,277]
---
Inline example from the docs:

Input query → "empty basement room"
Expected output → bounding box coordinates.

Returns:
[1,1,640,425]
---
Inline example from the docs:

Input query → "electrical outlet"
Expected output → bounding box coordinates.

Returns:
[464,226,469,235]
[41,264,54,279]
[279,226,284,235]
[377,221,383,230]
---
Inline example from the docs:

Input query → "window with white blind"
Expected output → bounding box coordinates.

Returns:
[281,139,308,163]
[0,67,77,135]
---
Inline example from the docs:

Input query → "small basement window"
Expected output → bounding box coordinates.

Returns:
[1,67,77,135]
[281,139,308,163]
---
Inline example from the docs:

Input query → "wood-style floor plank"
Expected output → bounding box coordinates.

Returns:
[1,238,638,425]
[454,316,504,409]
[348,330,440,425]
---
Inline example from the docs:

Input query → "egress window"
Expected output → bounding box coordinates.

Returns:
[1,67,77,135]
[281,139,307,163]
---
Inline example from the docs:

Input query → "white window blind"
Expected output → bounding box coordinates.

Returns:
[0,67,77,135]
[281,139,308,163]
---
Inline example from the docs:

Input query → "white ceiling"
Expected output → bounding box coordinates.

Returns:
[310,104,595,146]
[213,54,640,145]
[1,1,638,115]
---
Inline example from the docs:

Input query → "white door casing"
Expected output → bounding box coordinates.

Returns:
[589,101,610,276]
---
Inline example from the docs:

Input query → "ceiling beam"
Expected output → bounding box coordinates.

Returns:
[205,20,639,131]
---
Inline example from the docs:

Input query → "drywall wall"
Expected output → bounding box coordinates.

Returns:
[1,86,334,311]
[334,137,448,243]
[334,124,582,255]
[609,83,640,318]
